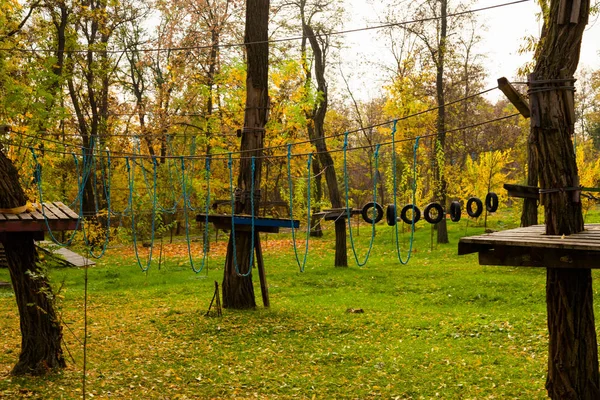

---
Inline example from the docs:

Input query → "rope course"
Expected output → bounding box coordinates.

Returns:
[180,156,211,274]
[126,156,157,272]
[228,153,257,277]
[390,120,421,265]
[287,144,312,272]
[82,149,112,259]
[3,112,522,162]
[344,133,381,267]
[3,86,502,159]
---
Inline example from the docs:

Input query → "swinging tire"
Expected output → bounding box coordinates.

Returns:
[450,201,461,222]
[386,204,397,226]
[361,202,384,224]
[466,197,483,218]
[485,192,499,212]
[400,204,421,225]
[423,202,444,224]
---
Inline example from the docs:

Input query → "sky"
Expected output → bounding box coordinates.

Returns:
[337,0,600,102]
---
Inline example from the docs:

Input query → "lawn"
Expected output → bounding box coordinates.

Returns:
[1,212,598,399]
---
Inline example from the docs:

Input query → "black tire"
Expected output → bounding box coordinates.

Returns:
[466,197,483,218]
[386,204,397,226]
[423,202,444,224]
[485,192,499,212]
[450,201,461,222]
[361,202,384,224]
[400,204,421,225]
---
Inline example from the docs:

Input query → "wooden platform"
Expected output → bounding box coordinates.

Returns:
[196,214,299,233]
[37,241,96,267]
[0,202,79,235]
[459,224,600,269]
[313,208,362,221]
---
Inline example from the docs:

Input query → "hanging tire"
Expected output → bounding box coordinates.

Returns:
[450,201,461,222]
[361,202,384,224]
[400,204,421,225]
[466,197,483,218]
[423,202,444,224]
[386,204,397,226]
[485,192,499,212]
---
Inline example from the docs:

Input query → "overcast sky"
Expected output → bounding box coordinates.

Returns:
[337,0,600,102]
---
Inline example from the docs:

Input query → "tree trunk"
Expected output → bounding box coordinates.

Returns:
[303,21,347,267]
[222,0,269,309]
[309,156,323,237]
[529,0,599,397]
[0,150,65,375]
[521,144,538,227]
[434,0,449,244]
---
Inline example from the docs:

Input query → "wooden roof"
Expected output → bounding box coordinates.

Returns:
[0,202,79,233]
[458,224,600,269]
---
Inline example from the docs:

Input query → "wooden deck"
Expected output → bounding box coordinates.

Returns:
[0,202,79,234]
[459,224,600,269]
[196,214,299,233]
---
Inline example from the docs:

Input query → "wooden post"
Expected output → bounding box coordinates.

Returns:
[254,233,270,308]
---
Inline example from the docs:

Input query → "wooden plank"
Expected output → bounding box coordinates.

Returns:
[17,212,33,221]
[37,242,96,267]
[503,183,539,199]
[4,214,19,221]
[39,205,58,220]
[53,202,79,220]
[460,237,600,251]
[497,77,531,118]
[478,247,600,269]
[29,210,44,221]
[0,220,43,232]
[43,202,70,220]
[211,222,279,234]
[196,214,299,229]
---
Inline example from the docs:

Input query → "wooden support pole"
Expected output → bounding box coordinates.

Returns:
[497,77,531,118]
[255,233,269,308]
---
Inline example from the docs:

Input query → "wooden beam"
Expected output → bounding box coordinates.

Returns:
[497,77,531,118]
[503,183,540,199]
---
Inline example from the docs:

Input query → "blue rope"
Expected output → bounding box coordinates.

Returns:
[180,155,211,273]
[29,147,84,247]
[126,156,156,272]
[287,144,312,272]
[390,120,421,264]
[343,133,380,267]
[135,137,182,214]
[227,153,256,277]
[83,150,112,259]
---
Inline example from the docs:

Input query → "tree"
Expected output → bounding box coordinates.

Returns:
[529,0,599,397]
[222,0,269,309]
[0,144,65,375]
[298,0,347,266]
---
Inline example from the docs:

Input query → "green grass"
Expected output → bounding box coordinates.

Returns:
[1,213,599,399]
